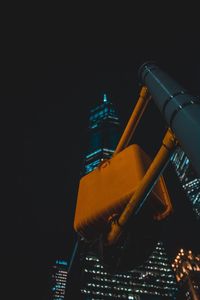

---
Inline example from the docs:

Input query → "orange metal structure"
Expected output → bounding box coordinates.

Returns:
[114,86,150,156]
[74,142,173,241]
[74,86,177,243]
[106,128,177,246]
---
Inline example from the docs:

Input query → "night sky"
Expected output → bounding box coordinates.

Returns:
[2,16,200,300]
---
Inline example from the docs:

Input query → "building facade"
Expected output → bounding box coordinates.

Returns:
[49,259,68,300]
[78,94,178,299]
[81,241,177,299]
[172,249,200,299]
[83,93,120,175]
[169,126,200,300]
[171,148,200,220]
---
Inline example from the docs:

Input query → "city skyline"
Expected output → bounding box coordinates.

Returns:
[49,259,68,300]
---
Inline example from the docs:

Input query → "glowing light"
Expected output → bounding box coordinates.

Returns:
[56,260,68,266]
[103,94,108,102]
[86,149,102,158]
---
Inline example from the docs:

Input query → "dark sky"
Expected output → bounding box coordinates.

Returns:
[2,16,200,300]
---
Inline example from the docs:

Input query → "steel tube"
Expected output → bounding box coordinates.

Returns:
[138,62,200,177]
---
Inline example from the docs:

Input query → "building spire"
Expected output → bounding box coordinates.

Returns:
[103,93,108,103]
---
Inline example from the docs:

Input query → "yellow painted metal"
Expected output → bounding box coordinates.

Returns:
[74,85,177,245]
[106,129,177,246]
[114,86,150,156]
[74,137,174,241]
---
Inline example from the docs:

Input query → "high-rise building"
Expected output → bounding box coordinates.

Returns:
[81,241,178,299]
[167,139,200,300]
[172,249,200,299]
[49,259,68,300]
[83,93,120,175]
[171,148,200,220]
[78,94,178,299]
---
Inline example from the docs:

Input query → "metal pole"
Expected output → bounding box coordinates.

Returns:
[114,86,150,156]
[106,129,178,246]
[138,62,200,177]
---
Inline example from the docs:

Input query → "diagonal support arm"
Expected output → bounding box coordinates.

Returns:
[114,86,151,156]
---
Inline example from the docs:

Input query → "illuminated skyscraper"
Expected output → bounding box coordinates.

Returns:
[50,259,68,300]
[83,93,120,175]
[81,241,178,299]
[79,94,178,299]
[172,249,200,299]
[171,148,200,220]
